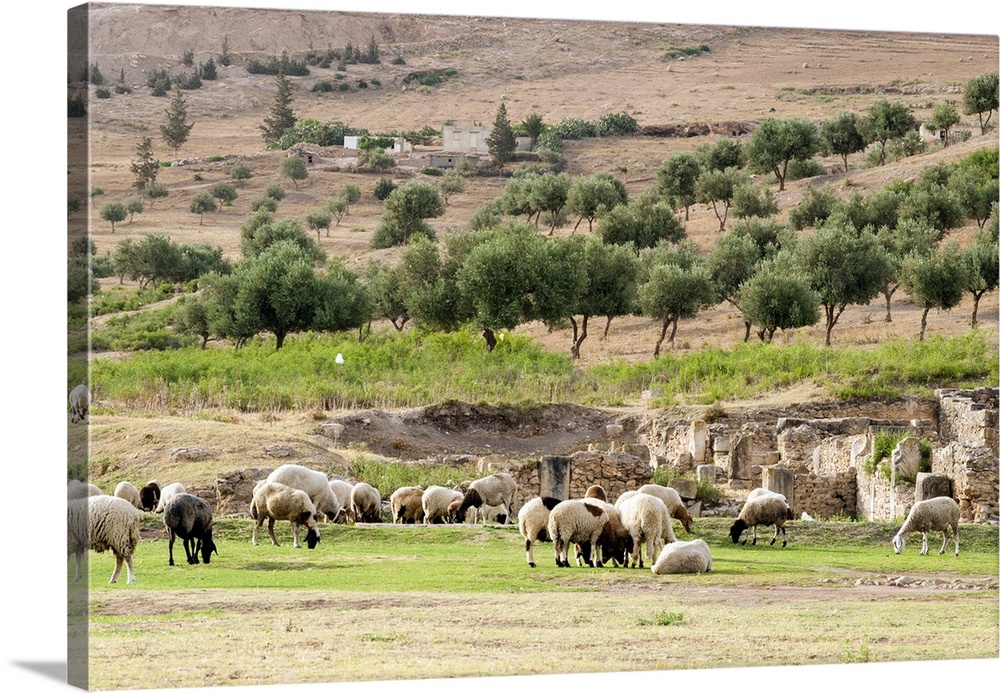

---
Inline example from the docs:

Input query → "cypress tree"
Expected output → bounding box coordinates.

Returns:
[486,102,516,175]
[260,71,297,149]
[160,86,194,157]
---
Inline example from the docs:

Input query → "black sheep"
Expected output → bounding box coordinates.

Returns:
[163,493,218,566]
[139,481,161,512]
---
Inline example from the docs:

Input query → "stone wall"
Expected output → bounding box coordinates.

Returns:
[937,388,999,456]
[856,465,916,521]
[510,450,653,502]
[932,442,999,523]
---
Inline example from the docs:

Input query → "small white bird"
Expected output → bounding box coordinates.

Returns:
[335,353,344,365]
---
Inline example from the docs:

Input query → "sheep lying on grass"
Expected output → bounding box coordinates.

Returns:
[164,493,218,566]
[651,539,713,575]
[351,482,382,523]
[390,486,425,524]
[155,482,187,513]
[637,483,694,533]
[113,481,142,510]
[139,481,161,512]
[449,472,517,525]
[422,486,464,525]
[69,383,90,424]
[617,492,675,568]
[68,495,141,584]
[517,496,562,567]
[729,488,793,547]
[892,496,960,556]
[267,464,342,522]
[250,481,320,549]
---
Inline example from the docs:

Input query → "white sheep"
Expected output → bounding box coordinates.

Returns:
[155,482,187,513]
[113,481,142,509]
[68,494,142,584]
[651,539,713,575]
[163,493,218,566]
[250,481,321,549]
[729,488,794,547]
[69,383,91,424]
[548,498,632,568]
[617,492,676,568]
[266,464,342,522]
[390,486,425,524]
[584,485,608,502]
[449,472,517,525]
[637,483,695,533]
[328,479,355,522]
[351,481,382,523]
[517,496,563,567]
[892,496,960,556]
[68,479,103,500]
[422,485,464,525]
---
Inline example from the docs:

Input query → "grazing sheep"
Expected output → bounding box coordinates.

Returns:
[651,539,713,575]
[449,472,517,525]
[163,493,218,566]
[729,488,794,547]
[68,479,103,500]
[250,481,320,549]
[637,483,695,533]
[390,486,425,524]
[328,479,355,522]
[69,383,90,424]
[617,492,675,568]
[548,498,632,568]
[892,496,960,556]
[468,503,507,525]
[584,485,608,502]
[266,464,342,522]
[155,482,187,513]
[68,495,141,584]
[517,496,563,567]
[139,480,161,512]
[113,481,142,510]
[582,498,633,568]
[351,482,383,523]
[422,485,464,525]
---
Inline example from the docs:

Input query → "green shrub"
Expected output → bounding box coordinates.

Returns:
[595,112,639,136]
[374,178,397,200]
[391,56,406,65]
[339,82,350,92]
[420,167,444,176]
[207,155,224,162]
[786,158,827,181]
[95,87,111,99]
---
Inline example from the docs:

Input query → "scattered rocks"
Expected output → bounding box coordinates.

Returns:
[853,575,999,590]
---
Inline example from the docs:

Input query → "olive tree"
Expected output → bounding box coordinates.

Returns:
[597,194,686,251]
[795,222,891,346]
[900,241,969,341]
[927,102,960,146]
[570,236,640,358]
[638,242,716,357]
[100,201,127,232]
[189,192,217,224]
[819,111,867,172]
[371,181,444,248]
[963,71,999,135]
[657,152,702,220]
[963,217,999,326]
[211,182,238,210]
[567,172,628,233]
[736,258,820,342]
[279,154,308,189]
[858,99,917,166]
[745,118,819,190]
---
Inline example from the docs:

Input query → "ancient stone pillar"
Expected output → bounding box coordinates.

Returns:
[762,465,795,514]
[689,419,708,464]
[669,477,698,501]
[696,464,716,484]
[891,437,922,480]
[915,472,953,502]
[538,455,572,500]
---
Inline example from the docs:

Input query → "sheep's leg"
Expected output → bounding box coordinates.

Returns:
[526,538,536,568]
[168,532,177,566]
[781,525,787,548]
[252,518,261,546]
[73,551,83,582]
[124,556,135,585]
[188,537,200,564]
[109,553,124,584]
[267,518,280,546]
[938,528,949,555]
[920,532,929,555]
[954,523,960,556]
[292,523,302,549]
[554,539,565,567]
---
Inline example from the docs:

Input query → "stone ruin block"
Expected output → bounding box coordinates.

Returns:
[669,477,698,501]
[915,472,953,502]
[762,465,795,513]
[696,464,717,484]
[689,419,709,464]
[890,436,922,481]
[539,455,572,500]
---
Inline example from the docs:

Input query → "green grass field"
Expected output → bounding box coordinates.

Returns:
[78,517,998,689]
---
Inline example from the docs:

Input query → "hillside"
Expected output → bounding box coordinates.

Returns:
[72,6,998,479]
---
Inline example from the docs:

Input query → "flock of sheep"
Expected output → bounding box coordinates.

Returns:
[66,459,963,586]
